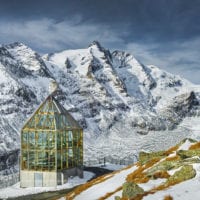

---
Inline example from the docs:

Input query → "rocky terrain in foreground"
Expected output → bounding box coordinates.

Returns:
[66,138,200,200]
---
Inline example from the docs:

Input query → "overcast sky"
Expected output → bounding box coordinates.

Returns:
[0,0,200,84]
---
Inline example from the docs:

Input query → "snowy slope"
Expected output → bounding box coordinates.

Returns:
[0,171,94,199]
[143,166,200,200]
[0,41,199,171]
[65,139,200,200]
[74,165,138,200]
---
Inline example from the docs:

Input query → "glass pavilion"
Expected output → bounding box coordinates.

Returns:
[20,94,83,187]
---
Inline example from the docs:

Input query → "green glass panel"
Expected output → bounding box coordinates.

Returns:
[68,148,73,157]
[62,131,66,148]
[62,150,67,168]
[39,101,50,113]
[37,114,47,127]
[62,115,67,126]
[37,151,48,168]
[49,151,55,170]
[37,132,47,150]
[68,131,73,141]
[28,151,35,170]
[26,117,35,128]
[22,132,27,149]
[57,132,61,149]
[22,132,27,142]
[68,130,73,147]
[68,157,73,168]
[55,114,60,129]
[57,151,61,169]
[28,132,35,148]
[22,151,28,169]
[60,115,64,127]
[48,132,55,149]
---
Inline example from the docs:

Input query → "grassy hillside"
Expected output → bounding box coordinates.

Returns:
[64,138,200,200]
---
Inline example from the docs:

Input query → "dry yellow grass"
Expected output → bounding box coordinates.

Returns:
[127,157,162,184]
[135,162,142,167]
[153,170,170,179]
[165,145,179,156]
[123,160,194,199]
[66,173,114,200]
[165,155,180,161]
[144,157,161,168]
[66,160,151,200]
[134,168,192,199]
[109,142,197,200]
[189,142,200,150]
[66,164,134,200]
[107,161,189,199]
[66,142,195,200]
[126,166,144,182]
[120,197,129,200]
[152,183,169,191]
[136,175,150,184]
[163,195,173,200]
[126,167,150,184]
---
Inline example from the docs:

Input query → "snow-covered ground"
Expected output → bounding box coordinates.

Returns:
[74,165,137,200]
[63,139,200,200]
[0,171,94,199]
[0,163,124,199]
[84,125,192,165]
[106,179,167,200]
[143,164,200,200]
[180,117,200,139]
[84,115,200,166]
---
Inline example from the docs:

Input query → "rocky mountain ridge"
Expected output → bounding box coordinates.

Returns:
[0,41,199,170]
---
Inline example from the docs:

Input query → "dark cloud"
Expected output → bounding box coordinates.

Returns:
[1,0,200,41]
[0,0,200,44]
[0,0,199,83]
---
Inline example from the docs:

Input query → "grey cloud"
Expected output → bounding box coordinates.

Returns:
[0,18,125,53]
[125,38,200,84]
[0,4,200,84]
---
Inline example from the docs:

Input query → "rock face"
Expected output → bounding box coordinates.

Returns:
[0,41,199,170]
[166,165,196,185]
[122,182,144,199]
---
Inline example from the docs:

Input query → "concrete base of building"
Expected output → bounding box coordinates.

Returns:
[20,167,83,187]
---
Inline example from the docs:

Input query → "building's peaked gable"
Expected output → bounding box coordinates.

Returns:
[22,94,81,130]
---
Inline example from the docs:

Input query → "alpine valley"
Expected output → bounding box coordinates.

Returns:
[0,41,199,171]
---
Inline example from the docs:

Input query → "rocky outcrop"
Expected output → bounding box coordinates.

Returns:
[122,182,144,199]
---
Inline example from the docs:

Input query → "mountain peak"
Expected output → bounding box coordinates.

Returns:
[88,40,104,50]
[4,42,27,49]
[112,50,131,57]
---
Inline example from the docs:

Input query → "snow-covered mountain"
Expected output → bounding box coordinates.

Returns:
[0,41,199,170]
